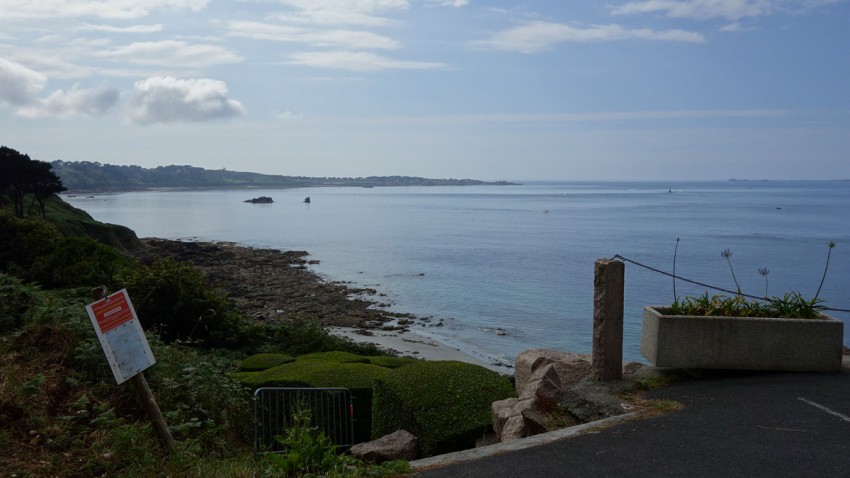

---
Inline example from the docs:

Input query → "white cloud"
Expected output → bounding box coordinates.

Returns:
[0,58,119,118]
[75,23,164,33]
[98,41,242,68]
[268,10,395,26]
[273,0,410,13]
[275,110,304,120]
[473,21,705,53]
[425,0,470,6]
[255,0,413,28]
[0,58,47,106]
[129,76,245,124]
[288,51,445,71]
[720,22,756,31]
[227,21,399,49]
[18,85,120,118]
[0,0,208,20]
[611,0,774,20]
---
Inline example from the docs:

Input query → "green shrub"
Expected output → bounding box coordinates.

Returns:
[29,236,130,289]
[265,317,385,357]
[238,353,295,371]
[295,351,372,365]
[117,257,245,347]
[0,212,63,275]
[144,343,254,449]
[0,273,40,331]
[267,405,412,478]
[372,361,515,456]
[366,356,419,369]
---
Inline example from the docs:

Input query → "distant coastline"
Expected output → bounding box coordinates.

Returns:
[52,160,519,193]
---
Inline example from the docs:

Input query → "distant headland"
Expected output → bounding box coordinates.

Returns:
[51,160,519,193]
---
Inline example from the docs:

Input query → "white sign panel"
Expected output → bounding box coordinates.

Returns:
[85,289,155,385]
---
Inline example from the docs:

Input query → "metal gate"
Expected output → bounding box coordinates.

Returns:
[253,387,355,453]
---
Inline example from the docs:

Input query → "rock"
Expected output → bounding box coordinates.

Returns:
[244,196,273,203]
[515,349,591,396]
[491,397,519,437]
[520,363,564,401]
[622,361,644,376]
[349,430,418,463]
[521,406,562,436]
[494,349,628,443]
[140,239,409,330]
[499,415,529,442]
[559,381,629,423]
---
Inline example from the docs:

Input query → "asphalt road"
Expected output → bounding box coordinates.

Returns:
[416,370,850,477]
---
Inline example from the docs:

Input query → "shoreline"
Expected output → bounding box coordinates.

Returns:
[328,325,514,373]
[141,238,512,372]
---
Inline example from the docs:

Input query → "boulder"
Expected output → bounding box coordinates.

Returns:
[493,349,618,443]
[350,430,418,463]
[499,415,529,442]
[491,397,519,437]
[559,381,629,423]
[515,349,591,395]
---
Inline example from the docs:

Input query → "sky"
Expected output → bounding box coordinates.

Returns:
[1,0,848,181]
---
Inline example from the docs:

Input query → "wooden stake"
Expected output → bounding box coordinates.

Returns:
[130,372,176,453]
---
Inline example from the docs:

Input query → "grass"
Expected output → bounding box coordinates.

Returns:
[0,273,410,477]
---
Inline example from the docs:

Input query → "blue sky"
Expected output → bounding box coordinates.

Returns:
[1,0,848,180]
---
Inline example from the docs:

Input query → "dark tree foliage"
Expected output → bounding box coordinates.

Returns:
[0,146,66,218]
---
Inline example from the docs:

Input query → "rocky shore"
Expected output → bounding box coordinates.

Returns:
[141,238,417,329]
[139,238,512,369]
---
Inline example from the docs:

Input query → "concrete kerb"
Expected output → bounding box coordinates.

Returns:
[410,411,640,471]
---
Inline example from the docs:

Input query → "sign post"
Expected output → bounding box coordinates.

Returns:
[86,288,176,452]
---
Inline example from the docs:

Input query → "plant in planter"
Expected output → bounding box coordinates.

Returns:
[642,242,844,372]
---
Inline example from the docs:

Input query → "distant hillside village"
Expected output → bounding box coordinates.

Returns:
[51,160,517,192]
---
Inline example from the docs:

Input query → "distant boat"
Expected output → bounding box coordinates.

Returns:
[362,185,374,189]
[303,196,311,203]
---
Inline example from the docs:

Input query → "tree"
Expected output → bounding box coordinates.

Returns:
[28,160,67,218]
[0,146,66,218]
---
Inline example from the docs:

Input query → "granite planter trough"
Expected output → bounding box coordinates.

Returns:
[641,306,844,372]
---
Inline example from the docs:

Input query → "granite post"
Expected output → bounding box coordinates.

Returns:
[592,259,624,381]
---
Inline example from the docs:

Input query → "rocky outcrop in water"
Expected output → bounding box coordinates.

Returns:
[244,196,273,203]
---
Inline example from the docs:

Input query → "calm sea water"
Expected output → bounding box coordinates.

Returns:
[65,181,850,363]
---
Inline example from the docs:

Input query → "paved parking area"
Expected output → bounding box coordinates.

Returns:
[416,369,850,477]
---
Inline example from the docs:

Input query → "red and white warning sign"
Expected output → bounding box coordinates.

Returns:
[86,289,155,385]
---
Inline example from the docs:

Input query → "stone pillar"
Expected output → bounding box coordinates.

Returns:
[591,259,624,381]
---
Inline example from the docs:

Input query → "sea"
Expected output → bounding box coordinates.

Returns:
[64,181,850,364]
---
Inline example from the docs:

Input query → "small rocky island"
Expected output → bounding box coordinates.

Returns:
[244,196,273,203]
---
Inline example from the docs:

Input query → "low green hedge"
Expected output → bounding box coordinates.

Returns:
[294,351,372,364]
[232,353,508,451]
[234,356,393,443]
[366,355,419,369]
[238,353,295,371]
[372,361,515,456]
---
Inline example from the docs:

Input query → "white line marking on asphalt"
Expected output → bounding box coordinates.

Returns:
[798,397,850,422]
